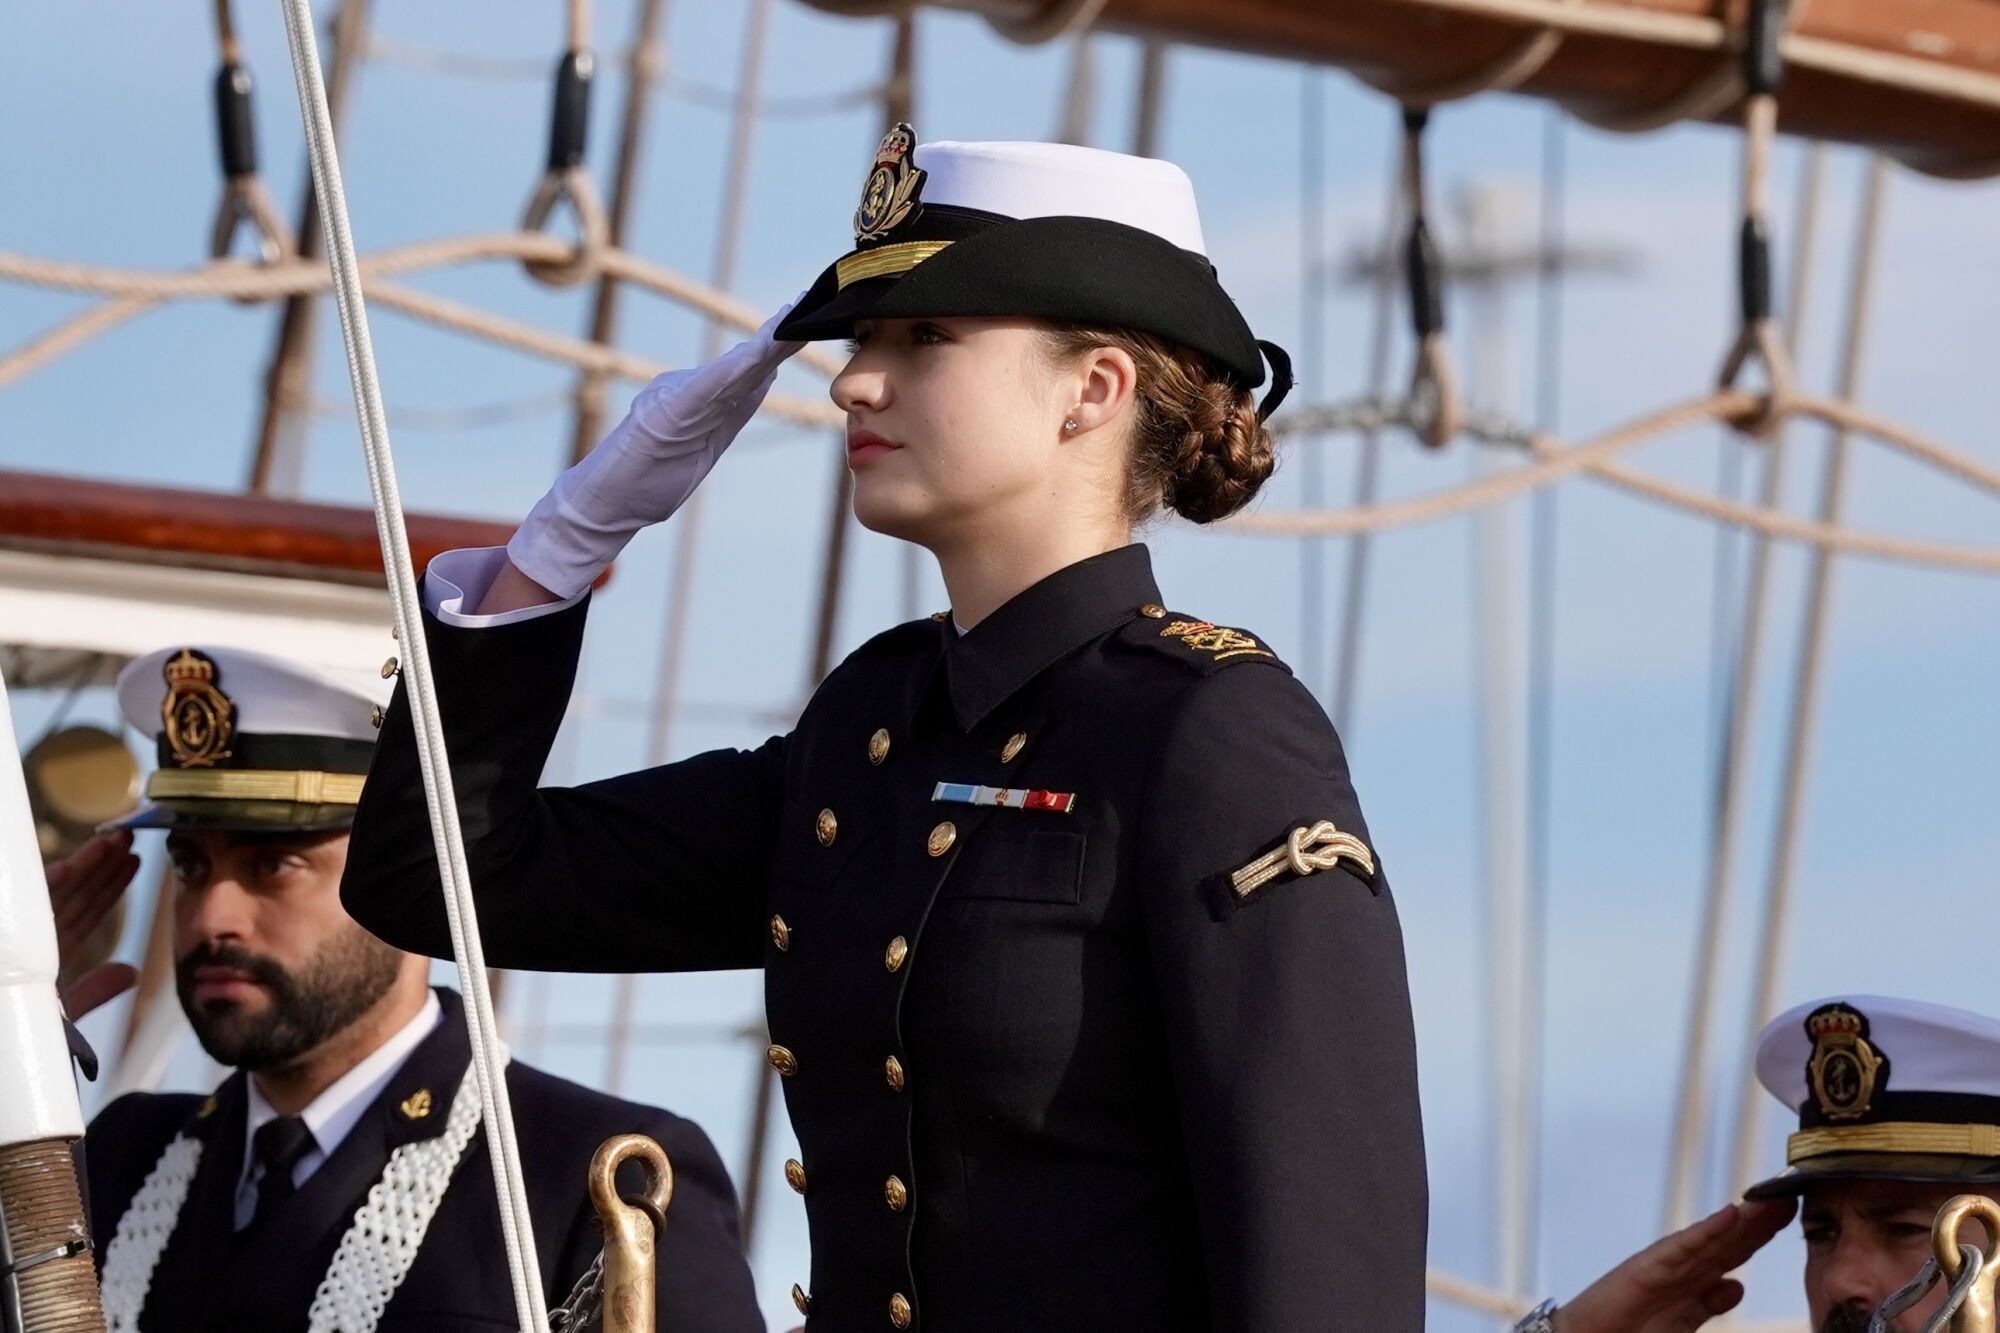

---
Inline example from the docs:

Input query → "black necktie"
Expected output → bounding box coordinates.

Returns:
[248,1114,316,1228]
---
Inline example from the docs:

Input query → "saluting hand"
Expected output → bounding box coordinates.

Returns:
[1552,1199,1797,1333]
[47,830,142,1019]
[504,300,806,602]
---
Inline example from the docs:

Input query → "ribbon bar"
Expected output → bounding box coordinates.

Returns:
[931,782,1076,814]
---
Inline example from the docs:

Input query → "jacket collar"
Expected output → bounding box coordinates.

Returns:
[378,986,473,1149]
[944,544,1160,732]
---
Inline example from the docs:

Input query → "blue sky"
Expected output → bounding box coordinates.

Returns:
[7,2,2000,1327]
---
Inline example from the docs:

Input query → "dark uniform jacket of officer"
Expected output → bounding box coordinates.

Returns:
[84,987,763,1332]
[343,544,1428,1331]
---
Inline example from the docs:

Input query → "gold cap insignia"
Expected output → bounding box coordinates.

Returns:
[853,122,925,244]
[399,1089,433,1121]
[161,649,235,769]
[1806,1002,1886,1122]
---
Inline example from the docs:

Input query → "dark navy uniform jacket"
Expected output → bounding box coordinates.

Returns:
[343,544,1428,1331]
[83,987,762,1331]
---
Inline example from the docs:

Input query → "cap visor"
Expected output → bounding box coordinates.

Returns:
[774,274,899,343]
[1744,1151,2000,1200]
[105,799,359,834]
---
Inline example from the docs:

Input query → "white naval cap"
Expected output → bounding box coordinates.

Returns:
[1745,995,2000,1199]
[914,139,1209,256]
[112,645,392,832]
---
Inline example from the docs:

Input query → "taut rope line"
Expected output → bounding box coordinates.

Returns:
[273,1,548,1327]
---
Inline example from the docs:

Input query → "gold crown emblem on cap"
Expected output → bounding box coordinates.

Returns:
[1806,1002,1885,1122]
[161,648,235,769]
[853,122,926,244]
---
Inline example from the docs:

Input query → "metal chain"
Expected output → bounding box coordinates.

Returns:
[548,1249,606,1332]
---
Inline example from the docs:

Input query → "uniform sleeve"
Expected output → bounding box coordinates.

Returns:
[340,581,786,973]
[1136,665,1428,1331]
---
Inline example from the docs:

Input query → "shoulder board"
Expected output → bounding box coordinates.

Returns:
[1119,612,1292,675]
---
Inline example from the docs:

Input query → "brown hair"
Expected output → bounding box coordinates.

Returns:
[1040,325,1276,525]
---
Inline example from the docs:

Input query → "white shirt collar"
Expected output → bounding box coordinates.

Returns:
[240,990,443,1197]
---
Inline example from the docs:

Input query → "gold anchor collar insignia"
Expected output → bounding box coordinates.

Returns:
[161,648,236,769]
[853,122,926,243]
[1805,1002,1886,1122]
[399,1088,434,1121]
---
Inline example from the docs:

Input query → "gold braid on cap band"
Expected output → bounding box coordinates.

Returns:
[148,768,366,805]
[1788,1122,2000,1164]
[835,240,952,290]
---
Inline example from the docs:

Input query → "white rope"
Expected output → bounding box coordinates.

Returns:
[272,3,549,1329]
[100,1135,203,1332]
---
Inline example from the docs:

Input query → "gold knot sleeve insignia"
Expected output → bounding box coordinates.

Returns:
[1159,620,1274,663]
[1230,821,1377,899]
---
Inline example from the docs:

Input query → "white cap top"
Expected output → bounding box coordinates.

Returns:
[914,139,1209,257]
[117,644,392,746]
[1757,994,2000,1113]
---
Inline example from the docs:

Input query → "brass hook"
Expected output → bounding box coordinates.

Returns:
[1935,1195,2000,1333]
[588,1132,674,1333]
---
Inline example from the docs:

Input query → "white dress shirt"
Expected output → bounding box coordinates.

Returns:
[234,990,444,1230]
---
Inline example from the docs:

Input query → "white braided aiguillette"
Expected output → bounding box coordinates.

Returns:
[99,1135,203,1333]
[307,1070,487,1332]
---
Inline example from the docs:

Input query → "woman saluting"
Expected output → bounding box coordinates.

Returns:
[343,129,1426,1331]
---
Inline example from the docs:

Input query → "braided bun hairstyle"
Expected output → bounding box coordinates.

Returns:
[1040,324,1275,524]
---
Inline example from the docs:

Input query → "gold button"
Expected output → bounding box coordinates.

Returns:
[884,936,909,973]
[768,1044,798,1076]
[890,1292,913,1328]
[884,1054,905,1091]
[785,1159,807,1193]
[816,808,838,846]
[927,821,956,857]
[884,1174,908,1211]
[369,705,384,730]
[380,655,399,678]
[792,1284,811,1315]
[1000,731,1027,763]
[869,728,891,765]
[770,915,791,951]
[1140,602,1167,618]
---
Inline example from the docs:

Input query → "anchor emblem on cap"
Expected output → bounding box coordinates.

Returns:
[853,122,925,243]
[1806,1002,1886,1122]
[161,649,236,769]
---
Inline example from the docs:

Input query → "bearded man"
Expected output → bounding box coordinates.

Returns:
[1513,996,2000,1333]
[74,645,763,1332]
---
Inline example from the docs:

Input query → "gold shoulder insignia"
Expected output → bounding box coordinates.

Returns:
[399,1089,433,1121]
[1159,619,1273,663]
[1230,821,1376,898]
[196,1095,219,1120]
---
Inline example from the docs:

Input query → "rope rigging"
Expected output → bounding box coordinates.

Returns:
[272,1,548,1325]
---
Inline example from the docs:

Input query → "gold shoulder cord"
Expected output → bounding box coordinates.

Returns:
[1230,821,1376,899]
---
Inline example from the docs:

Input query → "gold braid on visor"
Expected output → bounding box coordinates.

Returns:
[835,240,952,290]
[1788,1122,2000,1164]
[148,769,366,805]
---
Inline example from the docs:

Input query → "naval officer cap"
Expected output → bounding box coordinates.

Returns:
[112,645,392,833]
[777,125,1295,419]
[1744,995,2000,1200]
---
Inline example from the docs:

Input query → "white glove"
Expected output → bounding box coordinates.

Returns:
[506,302,805,599]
